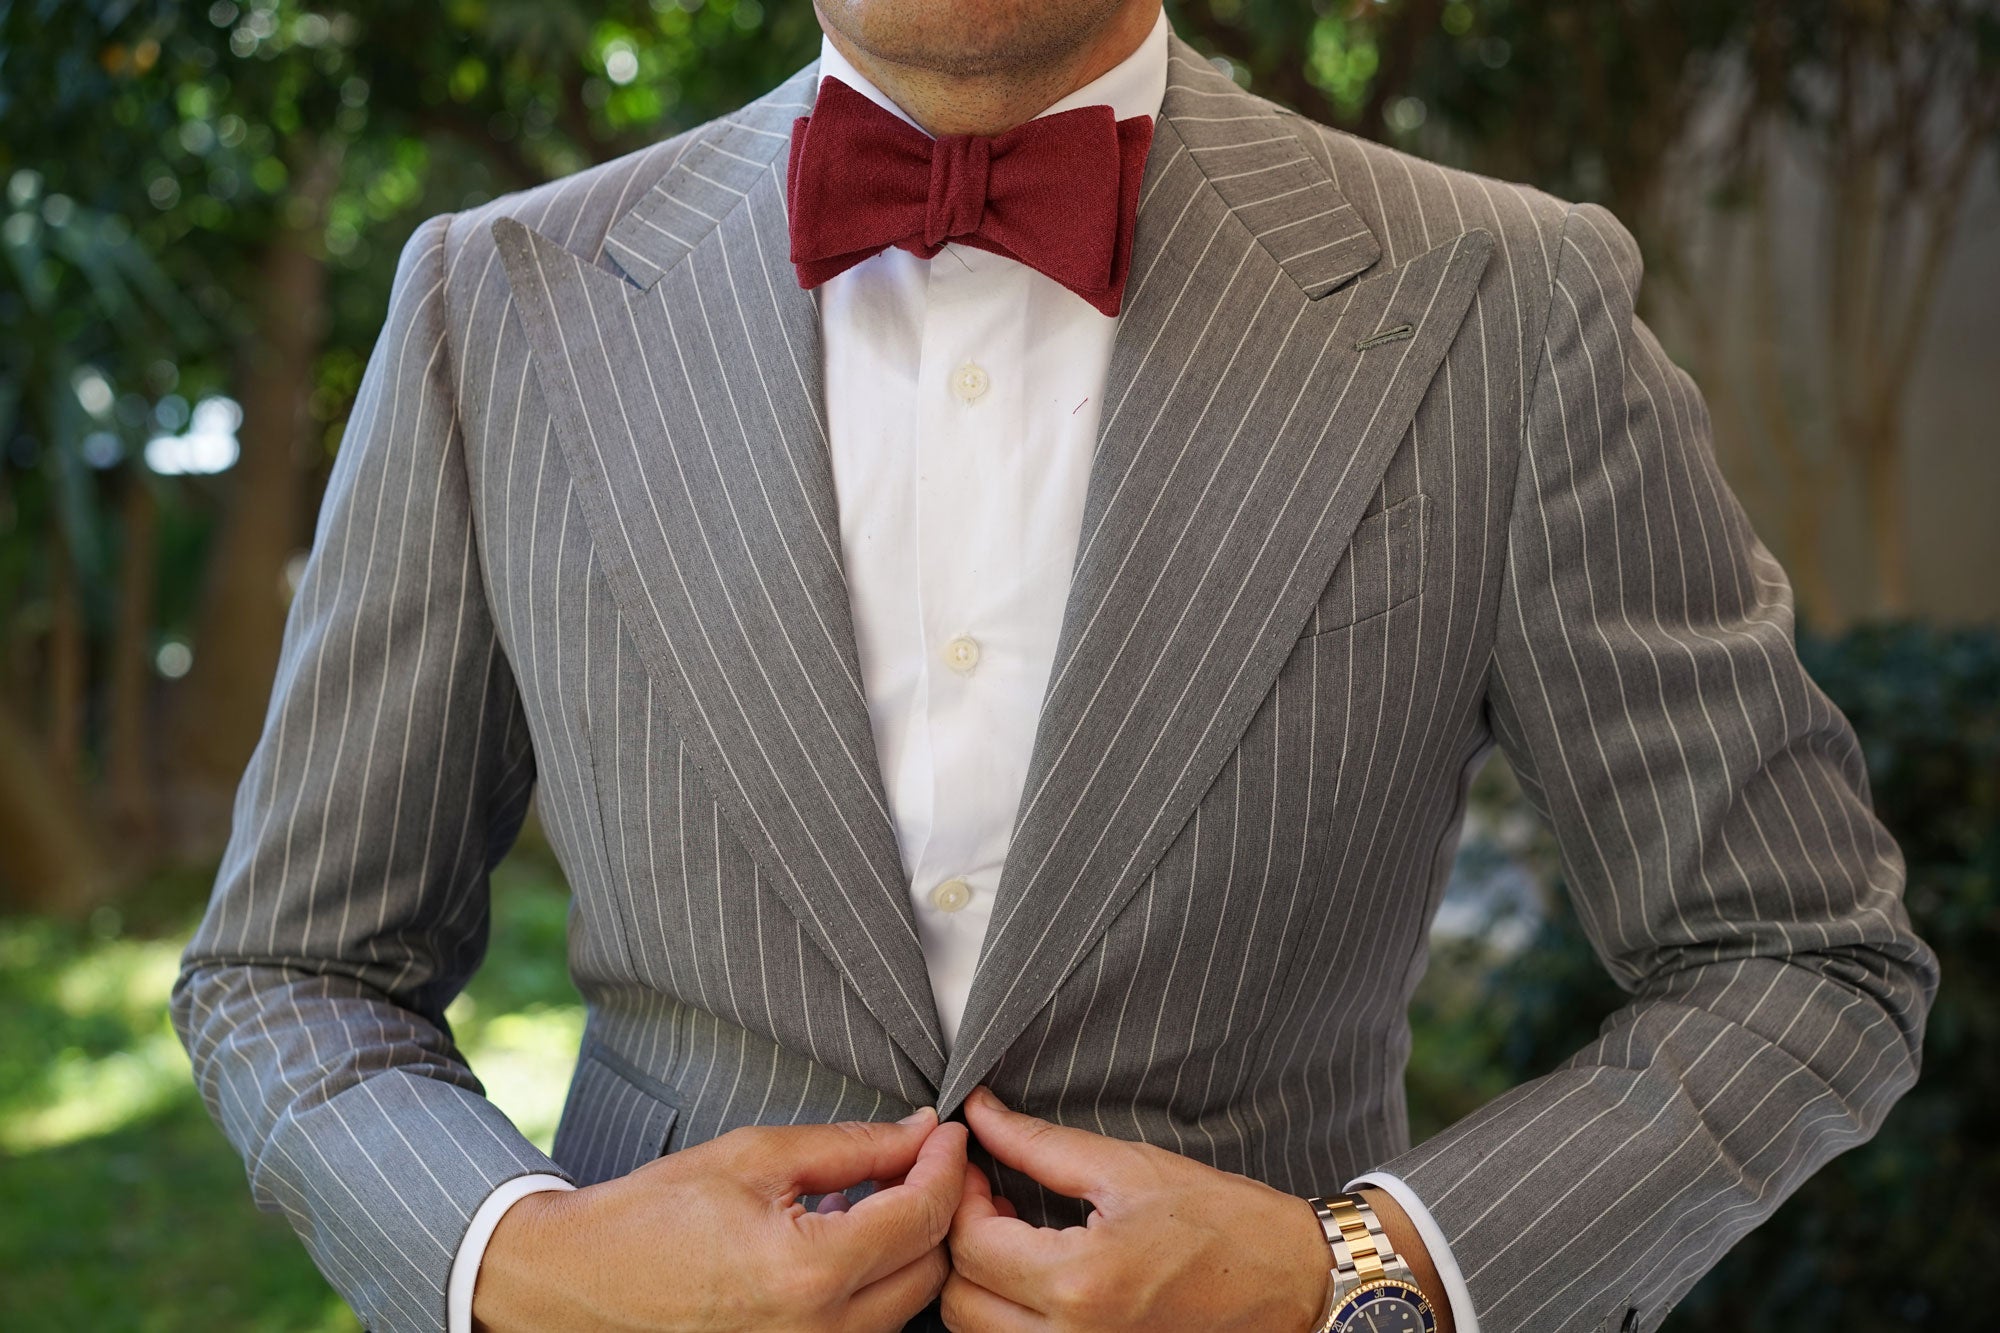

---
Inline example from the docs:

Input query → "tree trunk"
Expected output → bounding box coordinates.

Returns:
[168,142,341,850]
[106,473,159,856]
[1777,475,1842,631]
[1858,413,1911,616]
[1745,140,1845,629]
[0,695,111,915]
[46,524,85,789]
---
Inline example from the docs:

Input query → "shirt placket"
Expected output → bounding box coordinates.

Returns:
[906,247,1027,1048]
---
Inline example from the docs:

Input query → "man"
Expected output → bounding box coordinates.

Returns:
[172,0,1938,1330]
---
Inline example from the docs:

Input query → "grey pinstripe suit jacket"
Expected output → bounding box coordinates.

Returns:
[173,37,1936,1333]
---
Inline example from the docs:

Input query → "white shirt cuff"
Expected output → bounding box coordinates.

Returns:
[1346,1172,1480,1333]
[448,1173,575,1333]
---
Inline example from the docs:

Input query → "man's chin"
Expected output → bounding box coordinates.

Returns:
[813,0,1136,79]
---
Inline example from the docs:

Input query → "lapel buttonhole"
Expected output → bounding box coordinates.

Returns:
[1355,322,1416,351]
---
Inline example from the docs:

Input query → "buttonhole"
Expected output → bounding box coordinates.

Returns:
[1355,323,1415,350]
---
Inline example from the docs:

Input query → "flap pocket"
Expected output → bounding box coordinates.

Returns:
[1300,492,1429,636]
[551,1045,682,1186]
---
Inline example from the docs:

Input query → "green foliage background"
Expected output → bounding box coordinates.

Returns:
[2,2,1993,1329]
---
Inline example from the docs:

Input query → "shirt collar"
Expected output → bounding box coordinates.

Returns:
[814,8,1168,136]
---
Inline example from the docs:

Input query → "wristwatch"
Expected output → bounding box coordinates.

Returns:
[1304,1192,1438,1333]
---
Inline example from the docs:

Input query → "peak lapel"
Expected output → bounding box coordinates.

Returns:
[938,47,1493,1109]
[600,65,819,288]
[494,70,948,1085]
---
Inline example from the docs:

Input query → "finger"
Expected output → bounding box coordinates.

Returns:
[952,1162,999,1241]
[816,1190,850,1214]
[959,1160,994,1212]
[843,1243,951,1333]
[939,1271,1049,1333]
[956,1160,1021,1223]
[827,1120,968,1286]
[748,1109,938,1198]
[947,1206,1074,1304]
[964,1164,1020,1220]
[962,1087,1124,1203]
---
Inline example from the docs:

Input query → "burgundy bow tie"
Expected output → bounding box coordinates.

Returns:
[786,77,1153,316]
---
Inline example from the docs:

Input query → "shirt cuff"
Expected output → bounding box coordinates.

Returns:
[1346,1171,1480,1333]
[448,1173,575,1333]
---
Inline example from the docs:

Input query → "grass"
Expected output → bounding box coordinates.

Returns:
[0,849,585,1332]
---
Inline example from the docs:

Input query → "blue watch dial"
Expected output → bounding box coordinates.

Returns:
[1330,1279,1436,1333]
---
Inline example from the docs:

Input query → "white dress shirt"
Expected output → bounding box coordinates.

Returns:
[815,17,1168,1057]
[451,17,1477,1331]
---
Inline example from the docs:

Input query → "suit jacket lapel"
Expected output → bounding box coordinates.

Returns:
[938,43,1494,1108]
[494,67,949,1085]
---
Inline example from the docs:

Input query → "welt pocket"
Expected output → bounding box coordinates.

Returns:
[1299,493,1429,637]
[550,1042,682,1186]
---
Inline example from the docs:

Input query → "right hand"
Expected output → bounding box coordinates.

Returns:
[473,1108,966,1332]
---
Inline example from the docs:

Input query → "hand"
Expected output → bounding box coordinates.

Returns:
[941,1087,1332,1332]
[474,1107,966,1332]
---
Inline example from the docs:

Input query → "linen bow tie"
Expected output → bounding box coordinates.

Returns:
[786,76,1154,316]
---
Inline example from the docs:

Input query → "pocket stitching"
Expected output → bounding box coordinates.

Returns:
[584,1038,682,1109]
[554,1042,684,1179]
[1299,493,1429,639]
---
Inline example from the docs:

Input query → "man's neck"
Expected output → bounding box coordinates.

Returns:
[817,2,1162,138]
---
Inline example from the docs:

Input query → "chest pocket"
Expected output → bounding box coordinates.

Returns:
[1300,492,1429,637]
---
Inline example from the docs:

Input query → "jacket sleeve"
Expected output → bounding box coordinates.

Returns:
[1368,202,1939,1333]
[170,213,568,1333]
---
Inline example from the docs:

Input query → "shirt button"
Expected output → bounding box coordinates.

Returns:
[929,878,973,913]
[951,362,990,402]
[942,634,981,673]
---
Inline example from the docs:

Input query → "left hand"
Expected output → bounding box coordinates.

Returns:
[941,1086,1333,1332]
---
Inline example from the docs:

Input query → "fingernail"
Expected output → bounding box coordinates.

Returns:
[898,1107,936,1125]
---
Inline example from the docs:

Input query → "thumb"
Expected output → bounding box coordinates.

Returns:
[751,1108,939,1197]
[962,1087,1120,1202]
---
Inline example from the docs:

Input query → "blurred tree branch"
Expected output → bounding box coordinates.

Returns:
[1173,1,1338,126]
[1353,0,1446,144]
[415,104,544,193]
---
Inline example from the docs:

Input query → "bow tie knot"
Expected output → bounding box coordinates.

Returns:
[787,77,1154,316]
[926,133,991,249]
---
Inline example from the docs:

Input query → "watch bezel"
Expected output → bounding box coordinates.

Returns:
[1326,1275,1437,1332]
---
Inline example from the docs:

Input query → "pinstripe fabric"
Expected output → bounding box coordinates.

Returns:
[173,38,1935,1333]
